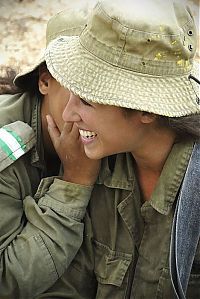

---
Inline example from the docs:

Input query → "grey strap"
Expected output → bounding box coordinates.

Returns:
[170,142,200,298]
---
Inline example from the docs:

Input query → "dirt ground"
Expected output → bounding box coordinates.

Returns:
[0,0,82,75]
[0,0,199,76]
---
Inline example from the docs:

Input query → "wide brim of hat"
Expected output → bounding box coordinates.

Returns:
[45,36,200,117]
[14,55,44,88]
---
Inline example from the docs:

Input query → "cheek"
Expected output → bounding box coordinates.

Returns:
[56,104,66,124]
[102,119,132,143]
[51,101,68,130]
[55,91,70,114]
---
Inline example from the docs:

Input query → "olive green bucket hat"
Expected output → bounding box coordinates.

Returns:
[14,2,93,88]
[45,0,200,117]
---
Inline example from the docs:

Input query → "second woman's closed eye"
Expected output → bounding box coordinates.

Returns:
[80,97,92,106]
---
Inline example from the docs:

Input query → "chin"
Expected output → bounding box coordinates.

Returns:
[84,149,105,160]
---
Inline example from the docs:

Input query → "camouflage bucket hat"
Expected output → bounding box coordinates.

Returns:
[45,0,200,117]
[14,2,92,88]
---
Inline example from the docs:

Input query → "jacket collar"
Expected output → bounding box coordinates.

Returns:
[97,153,135,191]
[149,141,194,215]
[97,141,194,215]
[30,94,46,172]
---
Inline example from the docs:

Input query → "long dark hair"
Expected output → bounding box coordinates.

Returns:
[0,67,20,94]
[0,62,48,96]
[158,114,200,141]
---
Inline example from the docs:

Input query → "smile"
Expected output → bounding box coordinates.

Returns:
[79,129,97,139]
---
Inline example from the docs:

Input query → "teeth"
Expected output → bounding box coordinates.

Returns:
[79,129,97,138]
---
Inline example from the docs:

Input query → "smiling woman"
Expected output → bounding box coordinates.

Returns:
[40,0,200,298]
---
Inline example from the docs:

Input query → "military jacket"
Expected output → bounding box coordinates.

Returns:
[0,93,92,299]
[38,141,200,299]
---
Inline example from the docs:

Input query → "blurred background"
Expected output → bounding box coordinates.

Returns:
[0,0,199,76]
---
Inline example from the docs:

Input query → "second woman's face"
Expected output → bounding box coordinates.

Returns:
[62,92,147,160]
[39,72,70,132]
[46,78,70,131]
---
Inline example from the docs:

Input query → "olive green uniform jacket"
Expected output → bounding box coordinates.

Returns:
[38,141,200,299]
[0,93,92,299]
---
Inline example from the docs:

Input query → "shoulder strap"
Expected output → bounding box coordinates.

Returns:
[170,142,200,299]
[0,121,36,172]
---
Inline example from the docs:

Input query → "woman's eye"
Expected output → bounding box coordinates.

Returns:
[80,98,92,106]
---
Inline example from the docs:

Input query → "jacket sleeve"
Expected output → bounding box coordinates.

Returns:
[0,161,93,299]
[36,212,98,299]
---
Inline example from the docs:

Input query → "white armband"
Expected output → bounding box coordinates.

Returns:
[0,121,36,172]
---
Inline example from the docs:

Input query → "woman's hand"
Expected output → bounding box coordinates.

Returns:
[46,114,101,185]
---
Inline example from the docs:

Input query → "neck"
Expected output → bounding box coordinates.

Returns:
[132,128,176,201]
[132,127,176,172]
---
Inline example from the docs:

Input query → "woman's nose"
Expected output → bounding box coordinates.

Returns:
[62,92,81,122]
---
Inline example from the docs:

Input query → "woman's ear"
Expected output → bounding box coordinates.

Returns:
[140,112,157,124]
[38,69,52,95]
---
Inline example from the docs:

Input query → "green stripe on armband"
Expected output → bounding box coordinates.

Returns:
[0,138,16,161]
[0,128,26,160]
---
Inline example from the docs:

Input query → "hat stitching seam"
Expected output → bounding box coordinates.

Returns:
[181,18,196,31]
[79,34,193,75]
[46,42,194,79]
[48,26,86,38]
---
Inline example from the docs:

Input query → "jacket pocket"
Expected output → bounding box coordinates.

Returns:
[93,240,132,287]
